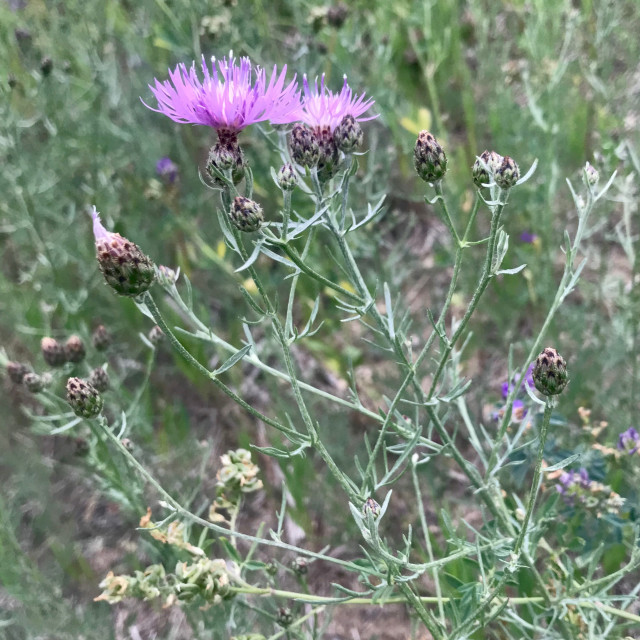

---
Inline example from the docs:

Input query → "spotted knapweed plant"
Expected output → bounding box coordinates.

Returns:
[15,53,640,638]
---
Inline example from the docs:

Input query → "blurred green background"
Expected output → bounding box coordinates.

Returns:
[1,0,639,637]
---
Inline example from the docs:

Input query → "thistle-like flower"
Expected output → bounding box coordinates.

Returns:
[91,207,155,297]
[144,54,301,133]
[414,131,447,183]
[299,74,376,134]
[532,347,568,396]
[66,377,103,418]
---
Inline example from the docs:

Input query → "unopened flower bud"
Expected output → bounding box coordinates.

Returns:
[65,335,86,363]
[41,337,67,367]
[414,131,447,183]
[229,197,264,233]
[7,361,29,384]
[23,373,45,393]
[362,497,381,519]
[494,155,520,190]
[289,123,320,168]
[89,367,110,392]
[290,557,308,575]
[92,325,111,351]
[207,131,245,186]
[584,162,599,187]
[277,163,298,191]
[533,347,568,396]
[91,207,155,297]
[276,607,293,628]
[66,377,103,418]
[40,56,53,76]
[334,114,363,153]
[156,265,178,288]
[472,150,503,187]
[148,325,164,345]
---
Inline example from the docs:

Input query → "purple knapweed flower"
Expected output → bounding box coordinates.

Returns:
[144,54,301,135]
[617,427,640,455]
[520,231,538,244]
[300,74,376,133]
[156,156,179,183]
[501,362,535,399]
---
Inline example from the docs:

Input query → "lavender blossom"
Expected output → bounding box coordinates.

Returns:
[617,427,639,455]
[144,54,301,134]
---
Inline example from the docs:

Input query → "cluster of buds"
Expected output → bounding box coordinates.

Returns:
[95,558,233,607]
[40,335,87,367]
[209,449,263,522]
[66,377,103,418]
[472,150,520,189]
[554,468,625,515]
[6,361,30,384]
[532,347,569,396]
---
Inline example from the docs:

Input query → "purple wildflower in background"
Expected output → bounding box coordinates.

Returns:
[156,157,178,183]
[617,427,639,455]
[520,231,538,244]
[144,54,301,134]
[300,74,376,133]
[501,362,535,398]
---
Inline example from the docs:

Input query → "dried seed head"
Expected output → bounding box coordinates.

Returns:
[7,361,30,384]
[494,155,520,190]
[277,163,298,191]
[92,207,155,297]
[89,367,110,392]
[92,325,111,351]
[65,335,86,363]
[472,150,503,187]
[148,325,164,345]
[41,337,67,367]
[229,197,264,233]
[584,162,599,187]
[23,373,45,393]
[414,130,448,183]
[66,377,104,418]
[533,347,568,396]
[333,114,363,153]
[289,123,320,168]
